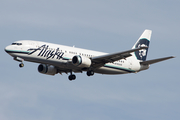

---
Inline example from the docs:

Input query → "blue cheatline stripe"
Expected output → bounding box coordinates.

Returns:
[6,49,71,61]
[104,64,135,73]
[62,57,70,60]
[5,49,31,54]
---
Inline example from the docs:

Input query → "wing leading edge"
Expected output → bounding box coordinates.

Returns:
[91,46,148,65]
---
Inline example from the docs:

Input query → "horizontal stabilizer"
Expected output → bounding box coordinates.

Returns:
[140,56,175,65]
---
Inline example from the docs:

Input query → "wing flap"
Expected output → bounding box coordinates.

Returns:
[140,56,175,65]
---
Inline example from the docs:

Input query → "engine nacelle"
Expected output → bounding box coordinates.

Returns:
[38,64,58,75]
[72,55,91,68]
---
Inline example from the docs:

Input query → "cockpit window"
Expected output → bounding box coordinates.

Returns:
[11,43,22,45]
[17,43,22,45]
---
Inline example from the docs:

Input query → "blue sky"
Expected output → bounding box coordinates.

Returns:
[0,0,179,120]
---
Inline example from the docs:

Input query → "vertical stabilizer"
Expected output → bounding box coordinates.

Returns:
[132,29,152,61]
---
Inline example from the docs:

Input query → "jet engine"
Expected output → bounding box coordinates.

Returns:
[38,64,58,75]
[72,55,91,68]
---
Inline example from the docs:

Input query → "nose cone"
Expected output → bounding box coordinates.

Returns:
[5,45,12,53]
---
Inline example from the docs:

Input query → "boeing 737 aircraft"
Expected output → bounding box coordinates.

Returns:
[5,29,174,80]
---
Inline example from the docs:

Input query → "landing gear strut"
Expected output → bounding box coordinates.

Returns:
[68,72,76,81]
[87,70,94,76]
[14,57,24,68]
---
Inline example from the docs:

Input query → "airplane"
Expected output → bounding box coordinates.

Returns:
[5,29,175,80]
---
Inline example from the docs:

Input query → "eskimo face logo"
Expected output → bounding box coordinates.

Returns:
[138,44,147,58]
[135,39,150,61]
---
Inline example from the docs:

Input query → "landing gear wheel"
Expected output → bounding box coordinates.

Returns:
[68,74,76,81]
[19,63,24,68]
[87,70,94,76]
[72,75,76,80]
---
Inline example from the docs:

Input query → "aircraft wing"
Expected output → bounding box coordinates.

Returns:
[140,56,175,65]
[91,47,148,67]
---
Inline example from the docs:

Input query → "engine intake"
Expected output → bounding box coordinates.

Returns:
[38,64,57,75]
[72,55,91,68]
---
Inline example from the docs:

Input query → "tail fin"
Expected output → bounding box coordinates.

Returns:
[132,29,152,61]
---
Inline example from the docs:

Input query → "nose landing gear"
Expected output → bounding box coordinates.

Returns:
[19,63,24,68]
[13,57,24,68]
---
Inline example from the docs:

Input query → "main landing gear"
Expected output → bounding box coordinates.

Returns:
[68,70,94,81]
[87,70,94,76]
[68,72,76,81]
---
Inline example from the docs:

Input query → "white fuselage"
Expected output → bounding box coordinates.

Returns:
[5,30,174,80]
[5,40,141,75]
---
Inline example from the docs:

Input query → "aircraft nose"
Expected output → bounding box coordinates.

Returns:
[5,45,11,53]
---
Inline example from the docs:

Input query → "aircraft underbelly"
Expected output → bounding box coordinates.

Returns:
[94,66,128,74]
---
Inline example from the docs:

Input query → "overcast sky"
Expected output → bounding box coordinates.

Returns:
[0,0,179,120]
